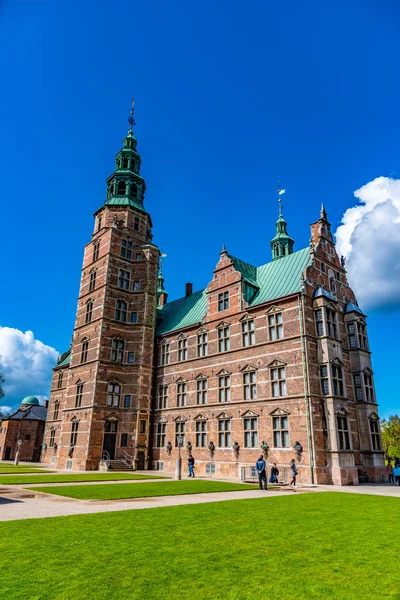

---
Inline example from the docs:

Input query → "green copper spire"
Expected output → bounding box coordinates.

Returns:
[104,99,146,212]
[157,254,168,307]
[270,184,295,261]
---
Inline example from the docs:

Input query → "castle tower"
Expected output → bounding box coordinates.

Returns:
[49,104,160,470]
[270,187,294,260]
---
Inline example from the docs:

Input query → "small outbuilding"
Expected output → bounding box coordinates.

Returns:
[0,396,47,462]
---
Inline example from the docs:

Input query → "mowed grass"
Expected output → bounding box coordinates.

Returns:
[0,468,54,474]
[1,493,400,600]
[0,472,167,485]
[31,479,255,499]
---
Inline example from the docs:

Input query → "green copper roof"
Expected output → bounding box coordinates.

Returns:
[55,350,71,368]
[21,396,39,406]
[104,197,146,212]
[156,248,312,335]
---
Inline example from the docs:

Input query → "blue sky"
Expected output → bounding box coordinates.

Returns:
[0,0,399,416]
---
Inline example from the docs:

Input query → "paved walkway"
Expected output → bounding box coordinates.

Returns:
[0,479,398,522]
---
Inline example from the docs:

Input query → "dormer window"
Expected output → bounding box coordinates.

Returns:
[218,291,229,311]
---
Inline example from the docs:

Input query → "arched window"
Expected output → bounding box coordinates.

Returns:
[117,181,126,195]
[122,157,129,169]
[75,381,84,408]
[92,241,100,262]
[85,301,93,324]
[115,299,127,322]
[111,339,125,363]
[53,401,60,420]
[130,183,138,199]
[70,418,79,446]
[49,428,56,447]
[80,339,89,364]
[57,370,64,390]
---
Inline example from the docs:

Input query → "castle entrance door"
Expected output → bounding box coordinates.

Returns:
[103,420,118,460]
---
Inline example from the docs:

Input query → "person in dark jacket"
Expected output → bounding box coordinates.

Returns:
[289,459,298,486]
[269,463,279,484]
[256,455,268,490]
[188,455,195,478]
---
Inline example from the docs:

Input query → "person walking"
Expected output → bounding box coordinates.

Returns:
[387,462,394,485]
[269,463,279,484]
[289,459,298,487]
[256,455,268,490]
[393,463,400,486]
[188,455,195,478]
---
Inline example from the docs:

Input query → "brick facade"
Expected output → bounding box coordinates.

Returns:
[42,123,385,484]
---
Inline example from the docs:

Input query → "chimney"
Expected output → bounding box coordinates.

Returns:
[185,282,193,297]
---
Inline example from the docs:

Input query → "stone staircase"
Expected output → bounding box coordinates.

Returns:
[108,459,133,471]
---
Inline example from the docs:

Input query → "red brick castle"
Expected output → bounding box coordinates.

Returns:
[42,108,385,485]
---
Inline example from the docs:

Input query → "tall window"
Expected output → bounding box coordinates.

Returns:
[127,352,134,364]
[80,340,89,364]
[53,402,59,420]
[117,181,126,195]
[177,382,187,407]
[49,429,56,448]
[218,326,230,352]
[160,343,170,366]
[243,371,256,400]
[120,433,128,448]
[242,320,255,346]
[218,291,229,311]
[156,423,166,447]
[133,280,140,291]
[131,311,138,323]
[107,383,121,407]
[358,322,367,349]
[89,270,97,293]
[158,385,168,409]
[271,367,287,397]
[92,241,99,262]
[75,382,84,408]
[353,374,363,401]
[268,313,283,340]
[326,308,337,338]
[111,339,125,363]
[347,323,357,348]
[244,417,258,448]
[175,421,185,446]
[197,333,208,357]
[70,420,79,446]
[118,269,130,290]
[57,371,64,389]
[178,338,188,361]
[370,419,381,451]
[337,415,350,450]
[196,421,207,447]
[115,299,127,322]
[97,215,102,231]
[85,301,93,324]
[320,365,329,395]
[197,378,208,405]
[218,419,231,448]
[364,372,374,402]
[315,309,324,336]
[124,395,131,408]
[120,239,133,260]
[218,375,231,402]
[332,364,344,396]
[273,415,289,448]
[134,216,140,231]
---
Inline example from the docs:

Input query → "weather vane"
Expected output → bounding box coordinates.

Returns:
[128,97,136,131]
[277,181,286,216]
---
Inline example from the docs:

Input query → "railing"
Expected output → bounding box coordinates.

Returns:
[101,451,111,470]
[122,451,134,469]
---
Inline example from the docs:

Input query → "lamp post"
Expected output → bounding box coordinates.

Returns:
[175,434,184,480]
[14,438,22,466]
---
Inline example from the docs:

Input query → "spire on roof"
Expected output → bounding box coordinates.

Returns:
[220,244,227,255]
[270,183,294,261]
[157,254,168,307]
[127,97,135,135]
[320,203,327,220]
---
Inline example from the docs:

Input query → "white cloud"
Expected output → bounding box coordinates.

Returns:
[0,406,12,414]
[335,176,400,311]
[0,327,58,408]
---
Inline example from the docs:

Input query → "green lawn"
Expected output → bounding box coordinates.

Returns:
[0,468,54,474]
[0,494,399,600]
[31,479,255,499]
[0,472,167,485]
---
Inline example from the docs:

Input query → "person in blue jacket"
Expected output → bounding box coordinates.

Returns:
[256,455,268,490]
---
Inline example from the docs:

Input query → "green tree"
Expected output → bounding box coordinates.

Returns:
[381,415,400,460]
